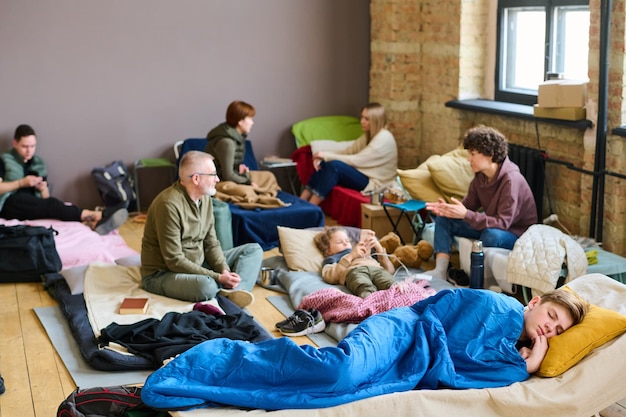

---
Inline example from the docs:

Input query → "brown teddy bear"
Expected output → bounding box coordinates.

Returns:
[378,232,434,270]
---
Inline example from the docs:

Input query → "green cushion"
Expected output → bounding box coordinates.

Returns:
[291,115,363,148]
[137,158,175,167]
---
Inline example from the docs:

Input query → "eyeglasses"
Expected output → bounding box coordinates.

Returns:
[189,172,218,178]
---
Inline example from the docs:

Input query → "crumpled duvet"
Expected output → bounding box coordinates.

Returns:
[141,289,528,411]
[507,224,588,294]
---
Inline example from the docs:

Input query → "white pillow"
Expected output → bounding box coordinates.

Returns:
[310,139,357,154]
[61,265,89,295]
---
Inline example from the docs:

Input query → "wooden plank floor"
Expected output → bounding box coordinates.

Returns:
[0,216,313,417]
[0,215,624,417]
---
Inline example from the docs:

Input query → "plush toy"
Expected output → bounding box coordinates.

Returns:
[379,232,402,254]
[378,232,434,270]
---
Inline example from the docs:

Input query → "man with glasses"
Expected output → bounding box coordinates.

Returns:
[140,150,262,308]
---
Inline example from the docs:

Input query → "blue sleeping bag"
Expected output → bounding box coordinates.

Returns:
[141,289,528,411]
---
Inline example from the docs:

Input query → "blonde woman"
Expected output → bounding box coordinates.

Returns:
[300,103,398,205]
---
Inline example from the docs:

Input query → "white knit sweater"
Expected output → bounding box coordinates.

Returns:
[323,128,398,192]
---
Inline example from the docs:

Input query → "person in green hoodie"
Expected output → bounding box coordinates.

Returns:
[0,124,128,235]
[205,100,256,185]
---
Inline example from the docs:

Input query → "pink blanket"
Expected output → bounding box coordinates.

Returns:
[0,218,138,269]
[297,280,437,323]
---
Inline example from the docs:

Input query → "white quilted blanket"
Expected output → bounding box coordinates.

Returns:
[507,224,588,294]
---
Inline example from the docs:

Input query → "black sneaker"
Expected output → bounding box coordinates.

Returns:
[447,268,470,288]
[275,309,310,329]
[0,374,4,395]
[278,309,325,337]
[95,203,129,235]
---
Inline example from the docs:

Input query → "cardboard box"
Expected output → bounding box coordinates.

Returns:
[361,204,415,245]
[533,105,587,121]
[537,80,588,108]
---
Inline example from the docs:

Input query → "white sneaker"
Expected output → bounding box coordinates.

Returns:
[219,289,255,308]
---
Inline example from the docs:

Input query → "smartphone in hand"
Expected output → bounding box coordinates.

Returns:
[359,229,375,251]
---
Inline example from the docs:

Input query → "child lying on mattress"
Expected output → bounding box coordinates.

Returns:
[141,287,588,411]
[314,226,396,298]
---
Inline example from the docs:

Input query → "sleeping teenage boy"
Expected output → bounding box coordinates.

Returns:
[141,287,588,410]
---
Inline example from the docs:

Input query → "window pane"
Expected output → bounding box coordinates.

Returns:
[552,7,590,80]
[502,8,546,93]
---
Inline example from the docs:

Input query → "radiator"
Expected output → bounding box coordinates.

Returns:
[507,143,546,221]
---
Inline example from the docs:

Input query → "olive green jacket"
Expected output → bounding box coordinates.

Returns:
[205,122,251,184]
[140,182,228,279]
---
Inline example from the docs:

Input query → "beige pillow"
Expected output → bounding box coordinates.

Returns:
[397,155,443,203]
[427,148,473,201]
[277,226,325,272]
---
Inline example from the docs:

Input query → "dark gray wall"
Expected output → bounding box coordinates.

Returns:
[0,0,370,208]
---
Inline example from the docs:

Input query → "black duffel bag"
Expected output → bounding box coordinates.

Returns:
[0,224,62,283]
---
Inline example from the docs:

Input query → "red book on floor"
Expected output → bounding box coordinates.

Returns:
[119,297,149,314]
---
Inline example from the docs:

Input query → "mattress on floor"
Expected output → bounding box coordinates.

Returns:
[43,269,273,371]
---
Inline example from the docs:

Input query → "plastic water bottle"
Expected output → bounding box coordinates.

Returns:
[470,240,484,289]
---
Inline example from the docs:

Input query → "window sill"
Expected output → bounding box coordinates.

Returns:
[445,99,593,129]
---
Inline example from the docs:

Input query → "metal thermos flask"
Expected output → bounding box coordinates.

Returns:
[470,240,484,289]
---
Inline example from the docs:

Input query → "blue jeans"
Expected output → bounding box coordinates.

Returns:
[433,216,519,255]
[306,160,369,198]
[142,243,263,302]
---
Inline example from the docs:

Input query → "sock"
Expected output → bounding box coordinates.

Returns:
[423,256,449,281]
[193,302,224,316]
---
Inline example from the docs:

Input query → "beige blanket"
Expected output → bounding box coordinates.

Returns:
[215,170,291,209]
[172,273,626,417]
[82,263,223,339]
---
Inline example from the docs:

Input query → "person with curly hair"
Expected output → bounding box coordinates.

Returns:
[423,125,537,284]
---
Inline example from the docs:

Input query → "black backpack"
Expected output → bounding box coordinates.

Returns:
[91,160,137,211]
[0,225,62,283]
[56,385,168,417]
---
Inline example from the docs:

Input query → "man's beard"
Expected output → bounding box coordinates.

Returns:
[208,187,217,196]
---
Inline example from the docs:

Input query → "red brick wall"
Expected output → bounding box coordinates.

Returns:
[370,0,626,255]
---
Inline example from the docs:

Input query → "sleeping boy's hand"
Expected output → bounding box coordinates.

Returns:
[518,346,532,360]
[531,334,549,357]
[523,334,549,373]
